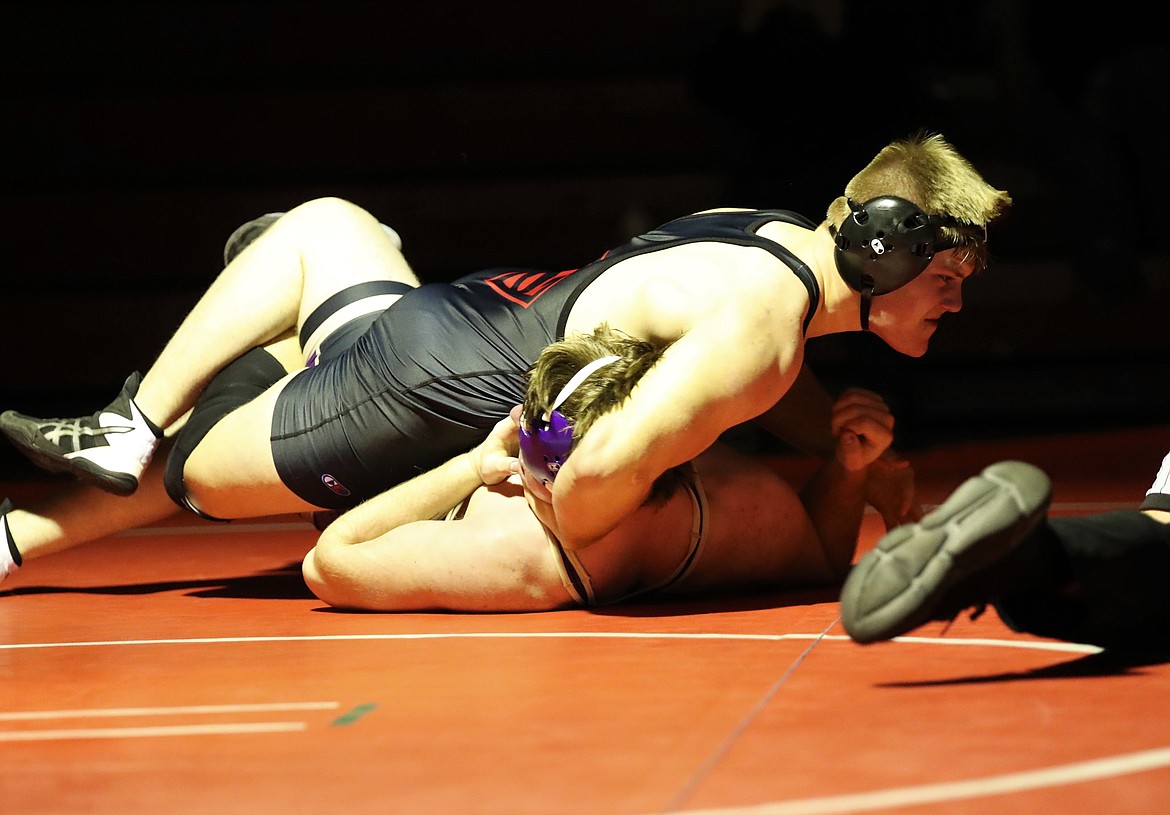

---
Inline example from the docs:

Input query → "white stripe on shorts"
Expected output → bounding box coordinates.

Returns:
[301,294,403,367]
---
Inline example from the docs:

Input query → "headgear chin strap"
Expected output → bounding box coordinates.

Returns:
[832,196,969,331]
[518,355,621,501]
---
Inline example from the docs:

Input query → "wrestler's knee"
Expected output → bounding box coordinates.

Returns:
[285,196,365,222]
[283,197,394,239]
[301,547,329,599]
[163,347,288,520]
[301,542,351,608]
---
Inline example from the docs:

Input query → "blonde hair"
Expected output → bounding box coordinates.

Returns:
[523,324,684,502]
[826,131,1012,270]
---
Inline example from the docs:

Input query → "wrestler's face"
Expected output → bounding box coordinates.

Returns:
[867,249,973,357]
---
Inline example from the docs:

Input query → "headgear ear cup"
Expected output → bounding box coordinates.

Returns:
[833,196,961,329]
[518,355,621,501]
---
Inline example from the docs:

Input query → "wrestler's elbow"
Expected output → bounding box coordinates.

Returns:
[301,544,363,609]
[555,478,652,553]
[301,546,339,605]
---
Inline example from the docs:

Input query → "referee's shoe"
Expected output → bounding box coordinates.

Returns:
[840,460,1053,643]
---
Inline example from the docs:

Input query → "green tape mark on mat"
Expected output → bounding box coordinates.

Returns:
[332,703,377,726]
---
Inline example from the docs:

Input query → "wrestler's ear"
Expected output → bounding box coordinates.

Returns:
[509,404,523,426]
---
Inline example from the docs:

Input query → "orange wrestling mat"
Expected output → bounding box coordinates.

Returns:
[2,425,1168,815]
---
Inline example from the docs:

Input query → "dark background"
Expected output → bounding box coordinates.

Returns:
[4,0,1169,479]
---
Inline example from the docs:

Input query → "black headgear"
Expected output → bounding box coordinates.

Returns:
[832,196,973,330]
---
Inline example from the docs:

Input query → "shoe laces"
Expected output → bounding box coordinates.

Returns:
[937,603,988,637]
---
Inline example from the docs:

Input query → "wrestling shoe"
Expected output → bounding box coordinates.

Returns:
[223,212,285,265]
[223,212,403,266]
[0,373,162,496]
[840,460,1052,644]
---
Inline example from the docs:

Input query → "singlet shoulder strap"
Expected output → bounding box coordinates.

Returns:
[558,209,821,337]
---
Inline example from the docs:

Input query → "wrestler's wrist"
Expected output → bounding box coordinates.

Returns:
[462,451,487,485]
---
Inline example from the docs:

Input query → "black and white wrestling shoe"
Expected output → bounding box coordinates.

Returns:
[0,372,162,496]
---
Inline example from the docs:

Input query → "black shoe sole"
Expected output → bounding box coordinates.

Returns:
[840,460,1052,644]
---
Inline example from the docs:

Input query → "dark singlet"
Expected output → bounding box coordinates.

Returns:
[271,209,821,509]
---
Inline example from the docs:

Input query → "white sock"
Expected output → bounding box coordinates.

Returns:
[0,510,20,582]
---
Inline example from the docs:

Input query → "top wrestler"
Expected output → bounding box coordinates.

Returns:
[0,130,1010,576]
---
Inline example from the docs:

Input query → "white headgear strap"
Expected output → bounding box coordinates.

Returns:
[542,355,621,420]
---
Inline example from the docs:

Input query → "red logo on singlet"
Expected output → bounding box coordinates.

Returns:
[321,473,351,497]
[484,269,577,307]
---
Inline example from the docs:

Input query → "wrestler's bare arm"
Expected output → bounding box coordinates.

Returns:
[303,484,573,612]
[758,368,921,529]
[302,414,570,611]
[798,389,899,579]
[554,266,813,550]
[752,366,838,458]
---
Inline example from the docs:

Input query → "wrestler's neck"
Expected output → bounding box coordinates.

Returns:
[776,221,863,337]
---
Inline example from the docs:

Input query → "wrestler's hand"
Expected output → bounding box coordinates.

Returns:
[830,388,895,472]
[830,388,922,527]
[470,409,521,486]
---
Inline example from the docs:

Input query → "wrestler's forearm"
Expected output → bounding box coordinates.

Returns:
[319,412,517,548]
[320,453,483,549]
[752,366,837,459]
[798,460,868,581]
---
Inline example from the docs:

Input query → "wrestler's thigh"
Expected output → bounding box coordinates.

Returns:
[181,381,316,518]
